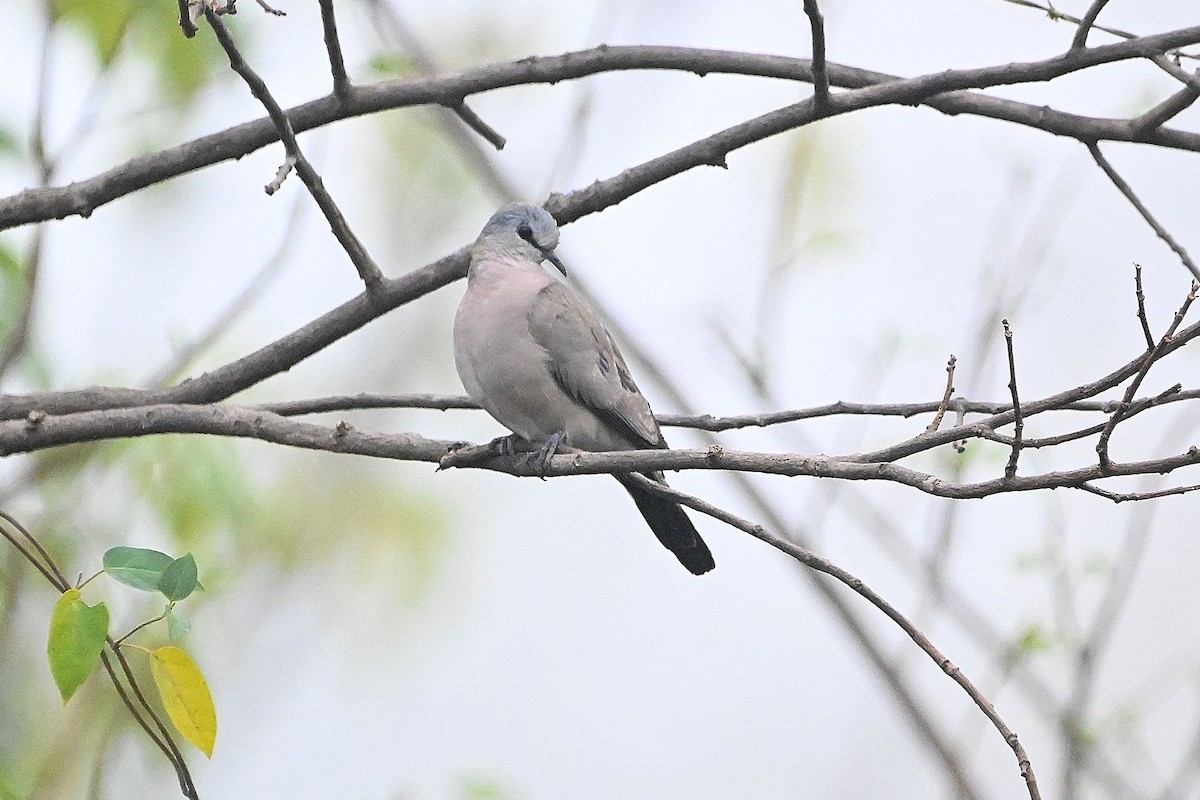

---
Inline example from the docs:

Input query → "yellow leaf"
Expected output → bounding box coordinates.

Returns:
[150,645,217,757]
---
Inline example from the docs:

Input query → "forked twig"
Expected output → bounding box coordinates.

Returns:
[1097,282,1199,469]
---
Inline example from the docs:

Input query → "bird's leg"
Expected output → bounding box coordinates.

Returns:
[527,430,567,478]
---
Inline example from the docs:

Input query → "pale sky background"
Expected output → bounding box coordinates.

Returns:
[2,2,1200,799]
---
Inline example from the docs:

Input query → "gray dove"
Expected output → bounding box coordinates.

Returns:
[453,203,715,575]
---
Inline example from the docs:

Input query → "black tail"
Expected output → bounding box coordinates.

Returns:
[614,473,715,575]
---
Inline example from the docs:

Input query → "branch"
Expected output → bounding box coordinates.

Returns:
[7,33,1200,231]
[1097,282,1199,469]
[1087,141,1200,281]
[1131,71,1200,137]
[802,0,830,110]
[1002,320,1023,478]
[924,355,958,433]
[318,0,350,98]
[5,402,1200,500]
[1070,0,1112,49]
[204,8,386,291]
[627,474,1042,800]
[1134,264,1155,350]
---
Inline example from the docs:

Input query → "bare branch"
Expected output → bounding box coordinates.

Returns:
[5,401,1200,501]
[178,0,198,38]
[1097,283,1199,469]
[204,8,386,291]
[926,355,958,433]
[1077,482,1200,502]
[802,0,830,110]
[1087,142,1200,281]
[318,0,350,98]
[260,392,479,415]
[264,154,295,194]
[253,0,285,17]
[627,474,1043,800]
[1005,0,1198,61]
[444,101,507,150]
[7,33,1200,232]
[1002,320,1024,478]
[1135,264,1155,350]
[1131,70,1200,137]
[1070,0,1112,49]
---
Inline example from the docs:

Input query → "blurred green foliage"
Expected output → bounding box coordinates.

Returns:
[51,0,227,106]
[0,243,24,351]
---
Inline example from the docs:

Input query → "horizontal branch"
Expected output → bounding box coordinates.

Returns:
[5,32,1200,231]
[2,403,1198,501]
[10,386,1198,426]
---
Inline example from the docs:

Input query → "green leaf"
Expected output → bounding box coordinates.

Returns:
[167,608,191,641]
[103,546,174,591]
[150,645,217,757]
[1014,623,1053,656]
[0,243,25,347]
[158,553,198,601]
[368,53,417,78]
[0,125,20,159]
[47,589,109,702]
[52,0,140,67]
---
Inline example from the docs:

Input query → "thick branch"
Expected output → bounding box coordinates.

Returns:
[4,404,1200,501]
[6,33,1200,231]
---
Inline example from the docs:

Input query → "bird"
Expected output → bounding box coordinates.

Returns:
[453,202,715,575]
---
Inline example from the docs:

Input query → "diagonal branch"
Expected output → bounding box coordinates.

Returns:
[1087,142,1199,281]
[1070,0,1113,49]
[627,474,1043,800]
[6,32,1200,232]
[204,8,386,291]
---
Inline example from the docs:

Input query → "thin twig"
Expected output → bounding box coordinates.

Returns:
[925,355,957,432]
[253,0,286,16]
[1002,320,1023,478]
[204,8,386,291]
[445,101,507,150]
[318,0,350,98]
[260,392,478,415]
[0,509,67,588]
[0,513,63,590]
[114,608,171,646]
[626,473,1043,800]
[264,155,296,195]
[1097,282,1200,469]
[108,642,197,797]
[1131,71,1200,137]
[802,0,831,110]
[1134,264,1155,350]
[1070,0,1112,49]
[1087,141,1200,281]
[1077,481,1200,502]
[1002,0,1200,61]
[97,652,193,797]
[178,0,198,37]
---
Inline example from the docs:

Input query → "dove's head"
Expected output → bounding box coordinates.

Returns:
[476,203,567,275]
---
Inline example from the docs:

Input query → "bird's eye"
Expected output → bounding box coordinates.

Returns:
[516,223,535,245]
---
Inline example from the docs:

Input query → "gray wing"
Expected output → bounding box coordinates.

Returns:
[526,280,662,448]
